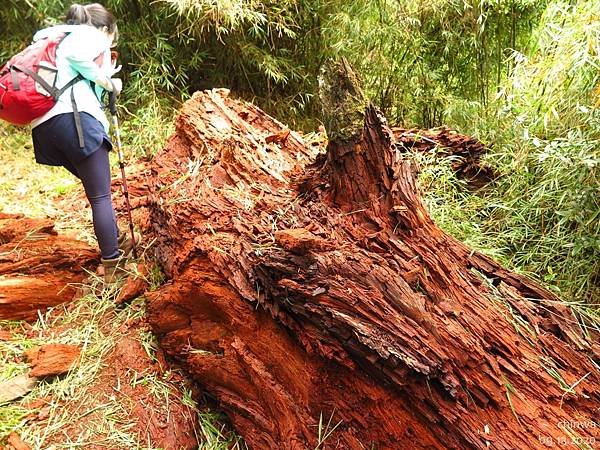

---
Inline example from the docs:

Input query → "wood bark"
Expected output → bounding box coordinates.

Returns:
[0,213,97,321]
[146,88,599,449]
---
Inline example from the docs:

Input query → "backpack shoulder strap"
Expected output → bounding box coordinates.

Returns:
[70,87,85,149]
[9,66,20,90]
[10,64,54,95]
[56,74,84,99]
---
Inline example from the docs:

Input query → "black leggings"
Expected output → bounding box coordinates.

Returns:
[65,145,119,260]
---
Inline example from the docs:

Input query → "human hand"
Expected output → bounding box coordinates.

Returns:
[110,51,122,75]
[109,78,123,96]
[95,76,123,94]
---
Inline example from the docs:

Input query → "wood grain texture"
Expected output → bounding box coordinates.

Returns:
[0,216,97,321]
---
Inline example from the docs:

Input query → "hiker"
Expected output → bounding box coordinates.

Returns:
[29,3,138,283]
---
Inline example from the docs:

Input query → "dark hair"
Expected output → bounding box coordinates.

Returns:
[66,3,118,38]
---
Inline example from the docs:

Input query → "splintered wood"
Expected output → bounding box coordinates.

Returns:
[0,213,97,321]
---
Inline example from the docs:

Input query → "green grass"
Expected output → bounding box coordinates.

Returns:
[197,411,248,450]
[438,1,600,306]
[417,147,600,327]
[0,124,78,220]
[118,98,178,160]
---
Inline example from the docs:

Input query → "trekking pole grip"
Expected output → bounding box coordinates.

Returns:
[108,79,118,116]
[109,91,117,116]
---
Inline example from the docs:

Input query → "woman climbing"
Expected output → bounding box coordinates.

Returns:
[30,3,139,284]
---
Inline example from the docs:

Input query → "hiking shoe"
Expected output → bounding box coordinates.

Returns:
[117,230,141,257]
[101,250,129,285]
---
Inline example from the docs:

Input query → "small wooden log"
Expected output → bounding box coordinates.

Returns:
[0,216,97,321]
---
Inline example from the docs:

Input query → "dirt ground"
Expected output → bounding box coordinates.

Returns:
[0,285,200,450]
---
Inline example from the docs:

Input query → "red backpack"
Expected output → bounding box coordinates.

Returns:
[0,33,82,126]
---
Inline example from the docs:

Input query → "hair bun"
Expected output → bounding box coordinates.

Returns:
[66,3,90,25]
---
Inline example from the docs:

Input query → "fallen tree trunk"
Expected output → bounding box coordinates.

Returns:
[146,85,599,449]
[0,213,97,321]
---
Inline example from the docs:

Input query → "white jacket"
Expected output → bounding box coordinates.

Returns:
[31,25,117,133]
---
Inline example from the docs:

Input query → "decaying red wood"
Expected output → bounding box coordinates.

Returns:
[146,89,599,449]
[393,127,496,187]
[0,215,97,321]
[24,343,81,377]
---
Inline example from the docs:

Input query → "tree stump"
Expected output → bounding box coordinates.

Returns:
[146,86,599,449]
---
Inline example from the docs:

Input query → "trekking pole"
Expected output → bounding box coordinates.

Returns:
[109,88,138,259]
